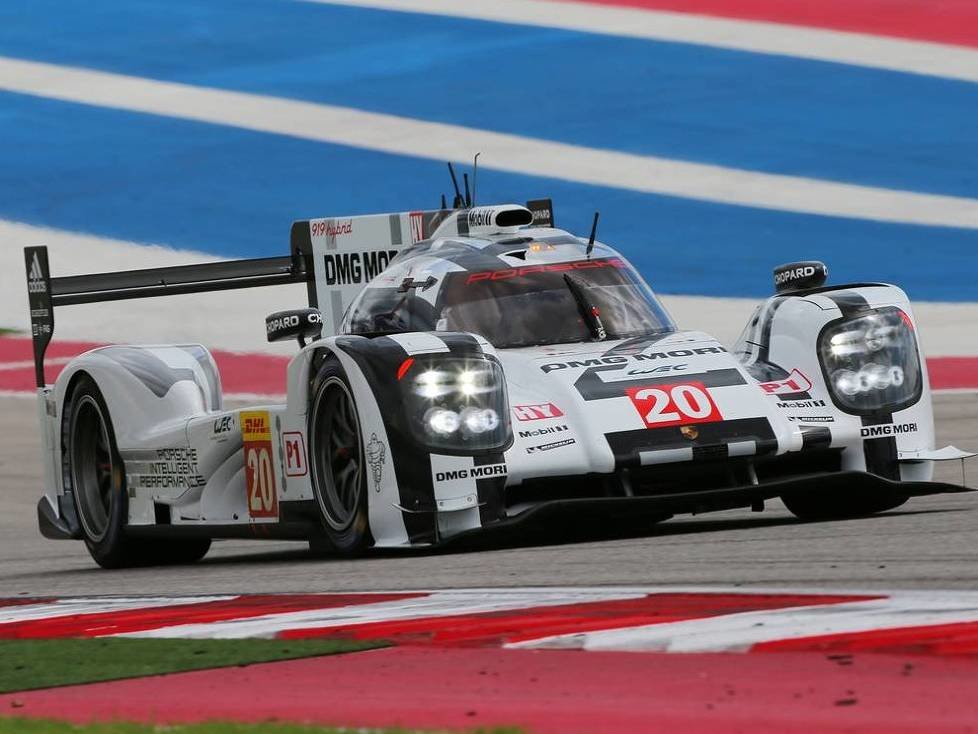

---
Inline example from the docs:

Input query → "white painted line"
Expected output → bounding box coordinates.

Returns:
[117,589,642,639]
[509,593,978,652]
[0,596,234,626]
[1,57,977,229]
[312,0,978,83]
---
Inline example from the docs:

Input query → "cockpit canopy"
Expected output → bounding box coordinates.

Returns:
[342,237,675,349]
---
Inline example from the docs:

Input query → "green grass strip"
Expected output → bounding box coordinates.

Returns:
[0,638,383,694]
[0,721,522,734]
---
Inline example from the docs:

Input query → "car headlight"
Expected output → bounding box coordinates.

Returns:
[401,357,510,452]
[819,307,922,413]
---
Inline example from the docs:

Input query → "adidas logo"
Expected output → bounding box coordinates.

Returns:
[27,253,46,294]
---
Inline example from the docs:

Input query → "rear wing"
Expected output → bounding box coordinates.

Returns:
[25,198,556,387]
[23,242,315,389]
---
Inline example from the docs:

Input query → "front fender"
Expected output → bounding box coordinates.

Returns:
[302,331,508,546]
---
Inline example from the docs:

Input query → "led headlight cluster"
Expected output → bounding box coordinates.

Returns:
[402,358,509,452]
[819,307,921,413]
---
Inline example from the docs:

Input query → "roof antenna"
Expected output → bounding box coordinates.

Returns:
[440,193,447,210]
[586,211,600,258]
[463,173,471,208]
[472,152,481,206]
[447,163,464,208]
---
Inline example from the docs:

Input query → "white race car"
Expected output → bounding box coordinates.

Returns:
[24,196,973,567]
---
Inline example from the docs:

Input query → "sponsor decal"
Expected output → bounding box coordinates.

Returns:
[242,410,277,519]
[466,257,626,286]
[526,198,554,227]
[627,363,687,376]
[283,431,307,478]
[527,438,576,454]
[310,219,353,238]
[467,208,498,228]
[129,448,205,490]
[541,347,725,374]
[775,265,818,286]
[626,382,723,429]
[518,424,570,439]
[435,463,508,483]
[861,422,917,438]
[513,403,564,421]
[787,416,835,423]
[27,253,46,294]
[777,399,827,409]
[266,311,322,337]
[365,432,386,492]
[211,415,235,442]
[409,211,425,243]
[322,250,398,286]
[759,369,813,396]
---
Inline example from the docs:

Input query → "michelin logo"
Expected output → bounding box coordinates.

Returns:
[861,422,917,438]
[527,438,576,454]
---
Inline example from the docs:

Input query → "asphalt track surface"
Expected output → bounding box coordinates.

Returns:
[1,394,976,597]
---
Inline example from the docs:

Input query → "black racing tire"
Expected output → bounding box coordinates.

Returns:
[307,358,372,556]
[149,538,213,565]
[781,488,908,521]
[65,375,212,568]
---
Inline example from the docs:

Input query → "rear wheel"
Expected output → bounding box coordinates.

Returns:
[66,376,211,568]
[308,360,371,556]
[781,489,908,521]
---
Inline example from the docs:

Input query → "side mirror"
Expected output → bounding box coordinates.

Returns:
[266,308,322,347]
[773,261,828,294]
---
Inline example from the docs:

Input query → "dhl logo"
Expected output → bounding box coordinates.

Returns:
[241,411,271,442]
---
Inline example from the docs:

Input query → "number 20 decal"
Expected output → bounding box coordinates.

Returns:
[241,410,278,520]
[246,446,276,516]
[626,382,722,428]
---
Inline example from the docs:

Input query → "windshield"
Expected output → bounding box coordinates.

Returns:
[346,256,675,348]
[439,258,674,347]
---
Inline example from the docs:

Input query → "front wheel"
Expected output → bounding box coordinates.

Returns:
[308,359,372,556]
[781,488,908,521]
